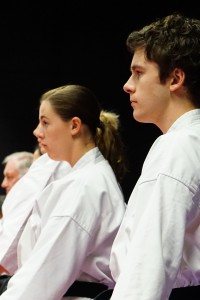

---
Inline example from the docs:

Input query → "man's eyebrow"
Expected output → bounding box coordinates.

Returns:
[40,115,48,120]
[130,64,144,72]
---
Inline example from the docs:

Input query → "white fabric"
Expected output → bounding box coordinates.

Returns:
[0,153,70,274]
[0,148,126,300]
[110,109,200,300]
[63,298,91,300]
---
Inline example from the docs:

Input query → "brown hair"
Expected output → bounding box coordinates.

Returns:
[40,84,127,183]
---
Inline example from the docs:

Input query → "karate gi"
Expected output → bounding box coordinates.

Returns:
[0,147,126,300]
[110,109,200,300]
[0,153,70,274]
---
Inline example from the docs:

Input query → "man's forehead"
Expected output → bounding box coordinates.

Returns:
[4,160,18,173]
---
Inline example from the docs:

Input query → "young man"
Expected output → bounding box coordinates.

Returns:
[109,13,200,300]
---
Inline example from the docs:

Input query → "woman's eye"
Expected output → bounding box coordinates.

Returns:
[42,120,48,126]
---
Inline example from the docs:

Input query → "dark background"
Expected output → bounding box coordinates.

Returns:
[0,1,199,202]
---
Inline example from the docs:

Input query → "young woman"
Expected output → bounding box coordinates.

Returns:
[0,84,127,300]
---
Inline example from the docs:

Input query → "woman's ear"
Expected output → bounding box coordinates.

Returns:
[170,68,185,91]
[70,117,81,134]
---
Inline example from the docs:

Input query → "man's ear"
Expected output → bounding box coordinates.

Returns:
[170,68,185,91]
[70,117,81,134]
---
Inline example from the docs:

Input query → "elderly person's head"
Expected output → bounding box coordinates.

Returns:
[1,151,34,194]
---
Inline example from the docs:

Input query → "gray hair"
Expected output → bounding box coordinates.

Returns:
[2,151,34,177]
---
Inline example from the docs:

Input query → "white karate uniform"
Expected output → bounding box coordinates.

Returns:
[0,153,70,274]
[110,109,200,300]
[0,147,126,300]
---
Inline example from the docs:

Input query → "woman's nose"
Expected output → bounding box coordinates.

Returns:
[33,125,40,137]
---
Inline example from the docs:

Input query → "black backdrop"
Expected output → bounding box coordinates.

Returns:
[0,1,198,201]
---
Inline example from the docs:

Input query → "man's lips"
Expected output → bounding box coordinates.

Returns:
[130,100,137,107]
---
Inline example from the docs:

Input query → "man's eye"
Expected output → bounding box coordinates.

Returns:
[132,70,142,78]
[135,70,142,77]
